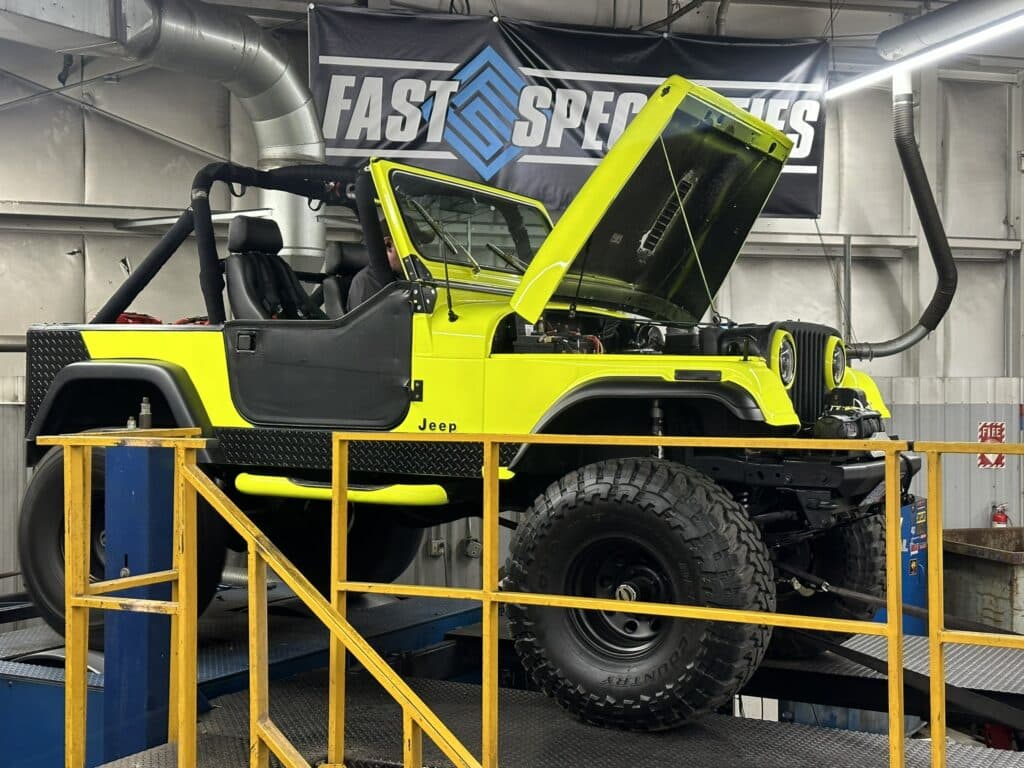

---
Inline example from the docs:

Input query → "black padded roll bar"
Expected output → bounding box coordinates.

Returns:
[94,162,356,325]
[190,163,356,324]
[354,171,390,278]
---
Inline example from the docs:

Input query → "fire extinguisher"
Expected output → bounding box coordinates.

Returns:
[992,503,1010,528]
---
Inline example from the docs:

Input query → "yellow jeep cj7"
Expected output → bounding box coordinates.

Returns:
[20,75,952,730]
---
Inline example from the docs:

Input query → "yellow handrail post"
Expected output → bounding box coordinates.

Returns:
[173,446,199,768]
[926,451,946,768]
[481,440,501,768]
[328,437,350,767]
[248,546,271,768]
[168,502,181,745]
[64,445,92,768]
[403,709,423,768]
[884,448,906,768]
[184,460,482,768]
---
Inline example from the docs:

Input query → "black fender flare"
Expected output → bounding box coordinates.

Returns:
[26,360,211,463]
[508,377,766,472]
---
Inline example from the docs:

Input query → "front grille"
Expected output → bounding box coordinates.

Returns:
[785,323,832,427]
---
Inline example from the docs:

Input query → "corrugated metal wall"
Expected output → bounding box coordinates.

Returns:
[0,377,24,598]
[877,377,1024,530]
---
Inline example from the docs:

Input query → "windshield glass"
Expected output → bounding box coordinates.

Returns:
[390,171,551,275]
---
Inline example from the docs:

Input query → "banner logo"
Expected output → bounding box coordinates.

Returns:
[321,54,820,180]
[311,8,829,215]
[423,46,527,179]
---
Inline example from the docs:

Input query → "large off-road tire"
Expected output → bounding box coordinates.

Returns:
[769,513,886,659]
[506,459,775,731]
[261,501,424,595]
[18,447,228,649]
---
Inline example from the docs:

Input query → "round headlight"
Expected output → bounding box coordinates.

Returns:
[779,338,796,388]
[770,330,797,389]
[826,337,846,388]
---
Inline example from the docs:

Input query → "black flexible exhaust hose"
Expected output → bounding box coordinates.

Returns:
[847,94,957,360]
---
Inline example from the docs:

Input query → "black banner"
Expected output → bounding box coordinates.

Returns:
[309,7,828,217]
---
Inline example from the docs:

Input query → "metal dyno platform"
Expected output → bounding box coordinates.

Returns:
[99,670,1024,768]
[0,593,479,767]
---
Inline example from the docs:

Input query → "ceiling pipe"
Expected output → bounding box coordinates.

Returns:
[876,0,1024,60]
[117,0,325,265]
[0,0,326,263]
[715,0,730,35]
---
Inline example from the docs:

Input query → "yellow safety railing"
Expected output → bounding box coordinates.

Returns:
[52,430,918,768]
[39,429,207,768]
[330,433,909,768]
[916,442,1024,768]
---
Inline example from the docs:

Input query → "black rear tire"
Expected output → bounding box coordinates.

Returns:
[18,447,228,649]
[260,501,424,595]
[769,513,886,659]
[506,459,774,731]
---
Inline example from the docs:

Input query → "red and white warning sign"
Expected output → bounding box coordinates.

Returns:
[978,421,1006,469]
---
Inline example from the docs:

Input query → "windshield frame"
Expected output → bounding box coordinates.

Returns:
[373,160,553,286]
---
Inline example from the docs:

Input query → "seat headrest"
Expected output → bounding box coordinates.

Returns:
[228,216,283,255]
[325,241,370,275]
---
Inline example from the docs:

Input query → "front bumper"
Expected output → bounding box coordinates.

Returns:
[688,451,921,499]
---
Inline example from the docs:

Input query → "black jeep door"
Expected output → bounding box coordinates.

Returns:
[223,284,413,429]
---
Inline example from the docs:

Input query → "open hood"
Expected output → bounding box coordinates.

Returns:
[510,76,793,324]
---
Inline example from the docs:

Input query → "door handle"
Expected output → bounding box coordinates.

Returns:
[236,331,257,352]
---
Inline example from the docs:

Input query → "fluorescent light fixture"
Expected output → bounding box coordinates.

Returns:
[826,11,1024,100]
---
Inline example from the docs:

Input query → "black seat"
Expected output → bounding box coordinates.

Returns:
[224,216,326,320]
[321,241,370,317]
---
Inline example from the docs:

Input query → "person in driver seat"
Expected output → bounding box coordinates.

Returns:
[347,220,403,310]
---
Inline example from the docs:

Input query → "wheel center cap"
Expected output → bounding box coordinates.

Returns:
[614,583,639,602]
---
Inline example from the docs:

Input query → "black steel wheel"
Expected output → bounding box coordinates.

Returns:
[567,540,675,659]
[506,458,775,731]
[769,513,886,659]
[18,447,228,649]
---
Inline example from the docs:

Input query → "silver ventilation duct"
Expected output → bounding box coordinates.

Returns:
[0,0,326,262]
[876,0,1024,61]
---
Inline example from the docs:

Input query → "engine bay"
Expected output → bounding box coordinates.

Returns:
[493,308,776,358]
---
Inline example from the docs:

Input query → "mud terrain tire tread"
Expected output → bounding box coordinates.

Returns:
[506,458,774,730]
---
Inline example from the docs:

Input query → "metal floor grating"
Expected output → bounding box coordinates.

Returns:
[0,589,478,696]
[99,670,1024,768]
[758,634,1024,694]
[0,622,64,658]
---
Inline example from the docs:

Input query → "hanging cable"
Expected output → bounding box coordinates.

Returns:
[638,0,705,31]
[814,219,858,345]
[0,62,147,117]
[822,0,846,37]
[658,136,718,321]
